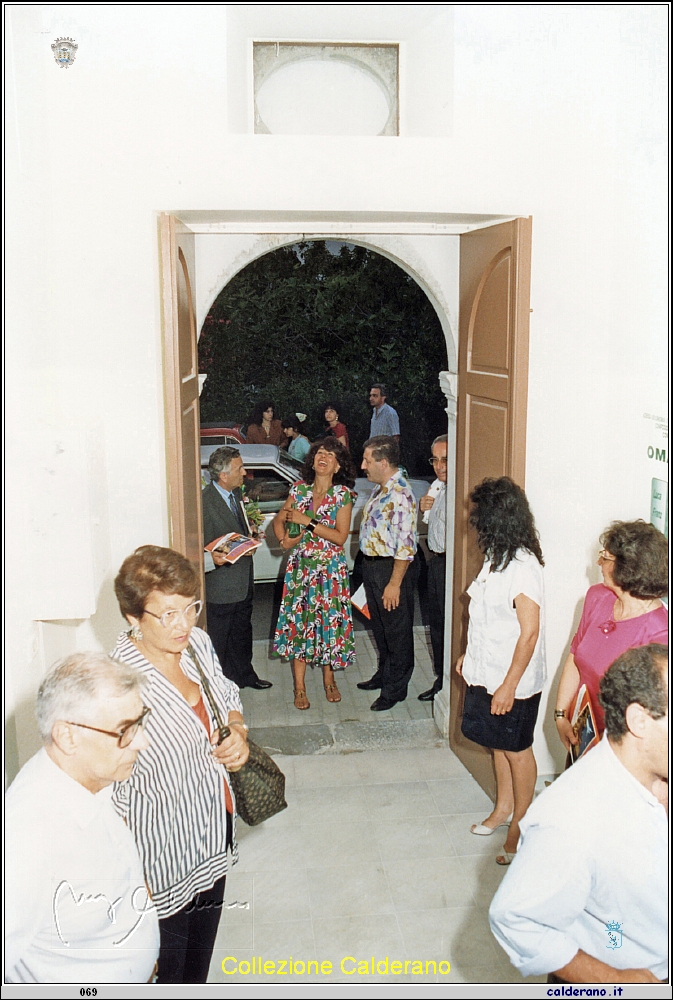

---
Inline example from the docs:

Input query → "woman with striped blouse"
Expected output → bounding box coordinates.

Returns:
[111,545,249,984]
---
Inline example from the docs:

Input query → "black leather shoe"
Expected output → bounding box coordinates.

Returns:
[418,683,442,702]
[246,678,273,690]
[370,696,399,711]
[357,676,382,691]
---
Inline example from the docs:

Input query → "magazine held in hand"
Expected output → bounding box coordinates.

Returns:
[205,532,262,564]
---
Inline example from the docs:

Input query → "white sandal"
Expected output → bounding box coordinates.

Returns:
[470,813,513,836]
[496,848,518,866]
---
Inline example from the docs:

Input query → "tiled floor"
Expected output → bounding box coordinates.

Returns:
[243,627,438,730]
[208,632,545,985]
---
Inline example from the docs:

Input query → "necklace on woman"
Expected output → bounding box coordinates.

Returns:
[613,596,658,622]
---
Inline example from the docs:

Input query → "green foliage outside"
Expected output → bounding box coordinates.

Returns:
[198,241,448,476]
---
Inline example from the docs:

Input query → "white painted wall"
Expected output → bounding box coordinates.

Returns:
[6,4,667,780]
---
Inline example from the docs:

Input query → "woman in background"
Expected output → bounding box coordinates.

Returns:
[272,438,356,709]
[554,519,667,750]
[281,415,311,462]
[457,477,546,866]
[324,402,349,450]
[246,401,287,448]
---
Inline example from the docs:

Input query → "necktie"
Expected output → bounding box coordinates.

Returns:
[228,493,245,532]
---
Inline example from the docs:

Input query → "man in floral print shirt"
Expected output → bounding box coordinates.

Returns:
[357,436,418,710]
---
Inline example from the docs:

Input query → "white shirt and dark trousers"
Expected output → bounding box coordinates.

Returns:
[420,481,447,700]
[202,480,269,689]
[489,735,668,982]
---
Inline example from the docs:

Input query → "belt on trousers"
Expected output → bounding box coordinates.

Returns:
[362,554,394,562]
[429,550,446,558]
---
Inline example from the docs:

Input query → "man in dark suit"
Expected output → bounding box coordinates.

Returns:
[202,446,272,690]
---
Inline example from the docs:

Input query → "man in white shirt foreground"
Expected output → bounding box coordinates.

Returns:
[5,652,160,983]
[489,643,668,984]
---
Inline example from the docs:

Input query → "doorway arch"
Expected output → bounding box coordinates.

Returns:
[195,233,458,376]
[161,211,532,798]
[197,237,454,476]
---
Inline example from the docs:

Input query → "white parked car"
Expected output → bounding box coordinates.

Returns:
[201,444,430,584]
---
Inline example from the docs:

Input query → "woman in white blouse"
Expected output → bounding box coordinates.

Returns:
[111,546,249,983]
[456,478,546,866]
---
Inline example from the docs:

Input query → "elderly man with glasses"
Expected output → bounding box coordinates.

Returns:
[418,434,449,702]
[5,652,159,984]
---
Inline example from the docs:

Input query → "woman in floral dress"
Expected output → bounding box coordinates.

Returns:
[272,438,357,710]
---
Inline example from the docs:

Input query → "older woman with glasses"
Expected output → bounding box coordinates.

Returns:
[111,545,249,985]
[554,520,668,749]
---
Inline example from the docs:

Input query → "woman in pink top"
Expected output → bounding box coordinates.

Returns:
[555,520,668,748]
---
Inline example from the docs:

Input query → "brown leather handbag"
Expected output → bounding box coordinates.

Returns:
[187,644,287,826]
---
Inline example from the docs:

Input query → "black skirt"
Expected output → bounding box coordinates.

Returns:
[461,684,541,752]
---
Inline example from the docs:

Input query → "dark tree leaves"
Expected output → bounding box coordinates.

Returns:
[198,242,448,475]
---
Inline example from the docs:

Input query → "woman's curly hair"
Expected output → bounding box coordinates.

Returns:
[469,477,544,571]
[302,437,356,489]
[600,520,668,598]
[249,400,274,426]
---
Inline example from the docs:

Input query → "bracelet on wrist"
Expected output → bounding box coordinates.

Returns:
[554,709,566,719]
[229,720,249,733]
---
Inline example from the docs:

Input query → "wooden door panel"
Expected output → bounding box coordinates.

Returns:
[469,248,511,375]
[182,396,202,560]
[449,218,532,796]
[468,397,508,486]
[160,214,204,583]
[177,248,197,378]
[463,372,508,402]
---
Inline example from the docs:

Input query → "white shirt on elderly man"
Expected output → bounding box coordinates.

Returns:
[5,749,159,984]
[489,735,668,981]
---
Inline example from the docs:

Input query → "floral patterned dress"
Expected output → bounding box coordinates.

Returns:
[273,482,356,671]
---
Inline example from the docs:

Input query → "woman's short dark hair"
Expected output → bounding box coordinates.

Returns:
[469,477,544,571]
[324,401,341,419]
[302,437,356,489]
[250,400,274,426]
[281,415,302,434]
[600,520,668,598]
[115,545,199,620]
[599,644,668,741]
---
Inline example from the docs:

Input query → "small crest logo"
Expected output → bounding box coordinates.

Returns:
[51,37,78,69]
[605,920,623,950]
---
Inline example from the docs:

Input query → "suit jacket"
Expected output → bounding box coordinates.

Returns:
[202,483,254,605]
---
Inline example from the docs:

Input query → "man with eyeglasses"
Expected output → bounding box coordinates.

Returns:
[5,652,159,983]
[418,434,449,702]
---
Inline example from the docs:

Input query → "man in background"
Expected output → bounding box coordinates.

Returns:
[489,644,668,984]
[5,652,159,983]
[369,384,400,441]
[418,434,448,702]
[357,436,418,710]
[203,446,272,690]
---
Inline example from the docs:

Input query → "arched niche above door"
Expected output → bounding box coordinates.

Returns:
[253,42,399,136]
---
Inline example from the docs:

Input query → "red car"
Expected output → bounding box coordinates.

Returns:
[200,422,246,446]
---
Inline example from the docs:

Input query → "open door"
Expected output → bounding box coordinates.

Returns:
[159,213,204,580]
[449,217,532,796]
